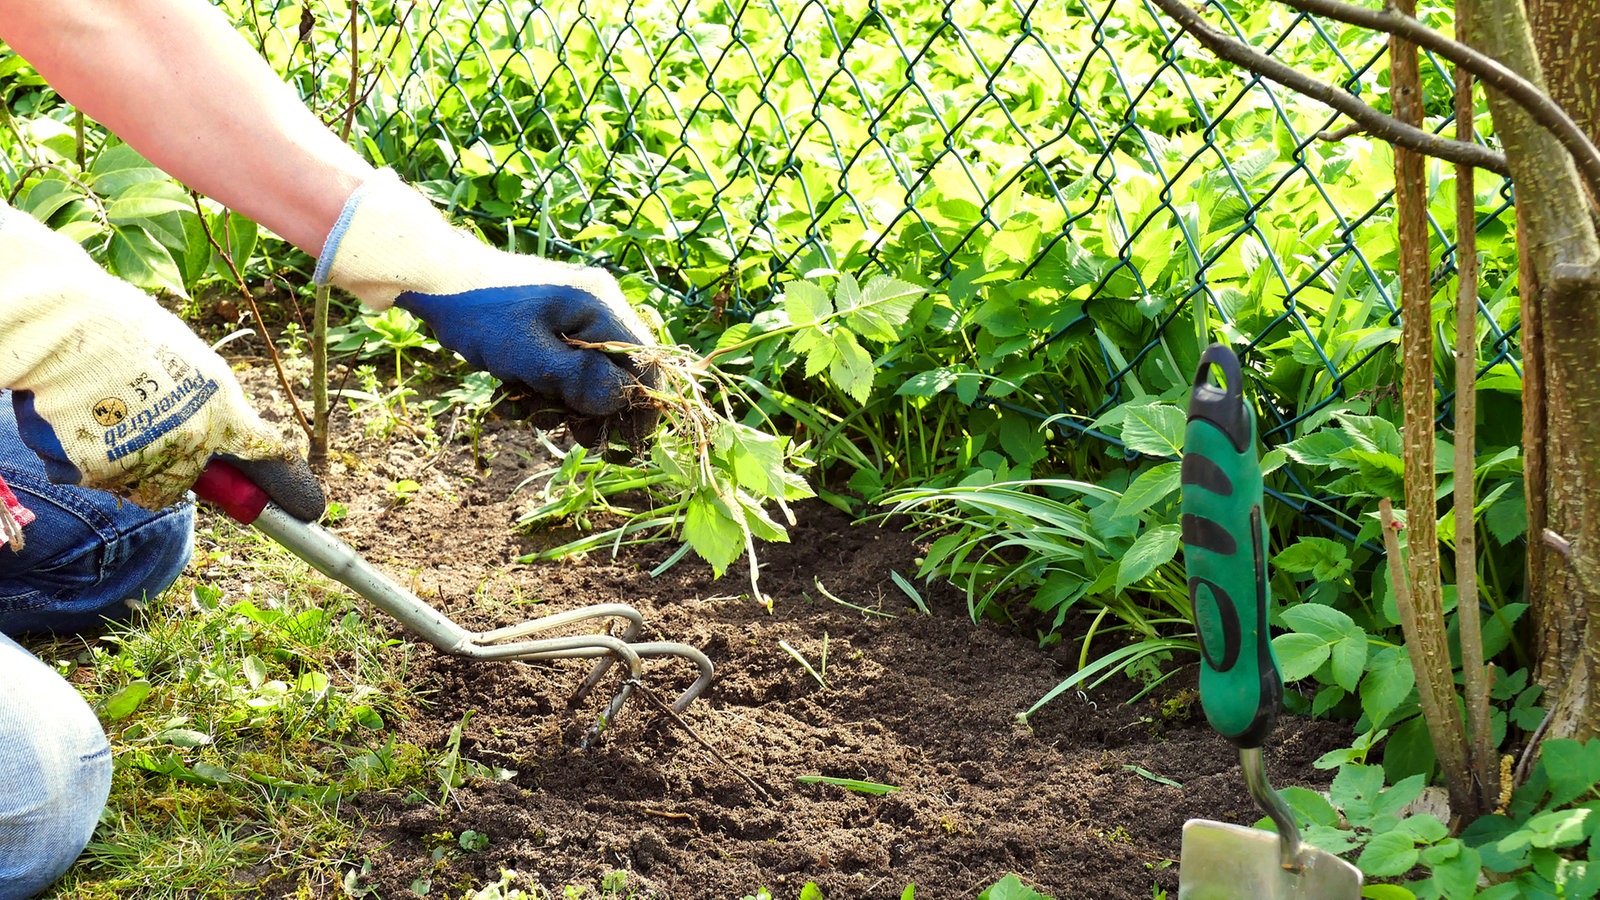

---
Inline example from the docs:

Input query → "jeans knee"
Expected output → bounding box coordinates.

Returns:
[0,640,113,898]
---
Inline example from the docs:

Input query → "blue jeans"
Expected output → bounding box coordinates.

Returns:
[0,391,195,898]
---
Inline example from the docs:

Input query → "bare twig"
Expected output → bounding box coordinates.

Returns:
[1279,0,1600,202]
[1317,122,1366,142]
[192,195,313,442]
[1146,0,1509,175]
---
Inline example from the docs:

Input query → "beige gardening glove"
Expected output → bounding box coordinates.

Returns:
[315,169,662,452]
[0,203,324,517]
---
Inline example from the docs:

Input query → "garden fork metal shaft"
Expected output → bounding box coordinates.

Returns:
[193,460,714,737]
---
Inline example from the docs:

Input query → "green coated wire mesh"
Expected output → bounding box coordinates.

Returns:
[24,2,1529,535]
[225,0,1527,535]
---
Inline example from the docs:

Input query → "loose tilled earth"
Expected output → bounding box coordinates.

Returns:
[223,361,1351,899]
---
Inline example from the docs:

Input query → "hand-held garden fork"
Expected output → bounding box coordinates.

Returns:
[194,459,714,745]
[1178,344,1362,899]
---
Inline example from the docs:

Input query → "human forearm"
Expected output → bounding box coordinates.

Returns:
[0,0,373,253]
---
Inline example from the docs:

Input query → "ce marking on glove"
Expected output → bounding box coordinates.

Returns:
[92,397,129,427]
[127,372,162,402]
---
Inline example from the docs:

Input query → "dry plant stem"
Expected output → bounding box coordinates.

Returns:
[1279,0,1600,201]
[1145,0,1508,176]
[1453,65,1498,811]
[191,196,313,443]
[1392,4,1477,819]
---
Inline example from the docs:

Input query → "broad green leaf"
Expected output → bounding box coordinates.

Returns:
[1272,632,1331,682]
[1279,786,1340,827]
[1359,646,1415,724]
[828,329,875,403]
[714,422,788,499]
[783,280,831,326]
[1272,537,1348,580]
[683,489,743,576]
[109,224,186,297]
[1280,431,1354,469]
[1120,403,1186,457]
[1335,412,1402,456]
[1497,808,1592,851]
[843,274,924,342]
[107,195,196,222]
[1396,813,1449,844]
[896,367,961,397]
[219,211,259,275]
[154,727,213,748]
[1114,462,1181,520]
[792,327,836,379]
[1356,885,1418,900]
[241,650,267,685]
[1538,739,1600,808]
[1357,830,1419,877]
[101,680,152,720]
[1330,632,1367,693]
[1115,524,1180,594]
[1280,603,1357,642]
[976,874,1053,900]
[19,179,82,223]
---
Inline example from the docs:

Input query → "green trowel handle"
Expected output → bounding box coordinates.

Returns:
[1182,344,1282,749]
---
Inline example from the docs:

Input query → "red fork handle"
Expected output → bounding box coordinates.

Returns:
[193,458,272,525]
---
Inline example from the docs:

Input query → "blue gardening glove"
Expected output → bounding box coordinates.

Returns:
[0,203,324,518]
[315,170,661,452]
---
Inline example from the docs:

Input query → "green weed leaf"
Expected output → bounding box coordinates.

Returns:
[796,775,899,795]
[1358,646,1415,724]
[1357,830,1418,877]
[1115,462,1181,520]
[101,680,152,720]
[1272,632,1331,682]
[1116,524,1180,593]
[154,727,214,748]
[684,489,744,577]
[976,874,1053,900]
[1538,739,1600,808]
[784,280,831,326]
[1499,808,1592,851]
[1120,403,1185,457]
[843,274,924,342]
[828,329,875,403]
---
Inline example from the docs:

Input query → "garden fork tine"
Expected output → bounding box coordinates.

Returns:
[192,460,715,731]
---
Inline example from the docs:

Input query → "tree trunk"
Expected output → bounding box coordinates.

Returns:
[1465,0,1600,741]
[1522,0,1600,701]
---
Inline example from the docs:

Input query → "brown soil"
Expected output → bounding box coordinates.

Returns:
[239,364,1349,900]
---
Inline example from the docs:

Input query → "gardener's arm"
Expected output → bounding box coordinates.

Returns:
[0,0,662,451]
[0,0,369,254]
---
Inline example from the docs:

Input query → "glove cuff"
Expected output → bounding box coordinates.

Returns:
[315,170,632,315]
[314,168,459,309]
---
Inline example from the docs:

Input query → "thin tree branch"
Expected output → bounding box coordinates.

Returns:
[192,195,314,443]
[1147,0,1510,176]
[1452,63,1498,814]
[1280,0,1600,203]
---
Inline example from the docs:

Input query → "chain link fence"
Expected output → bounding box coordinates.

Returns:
[239,0,1519,534]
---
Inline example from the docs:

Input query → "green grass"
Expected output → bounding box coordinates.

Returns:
[30,514,436,898]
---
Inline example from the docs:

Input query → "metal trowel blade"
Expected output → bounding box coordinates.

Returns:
[1178,819,1363,900]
